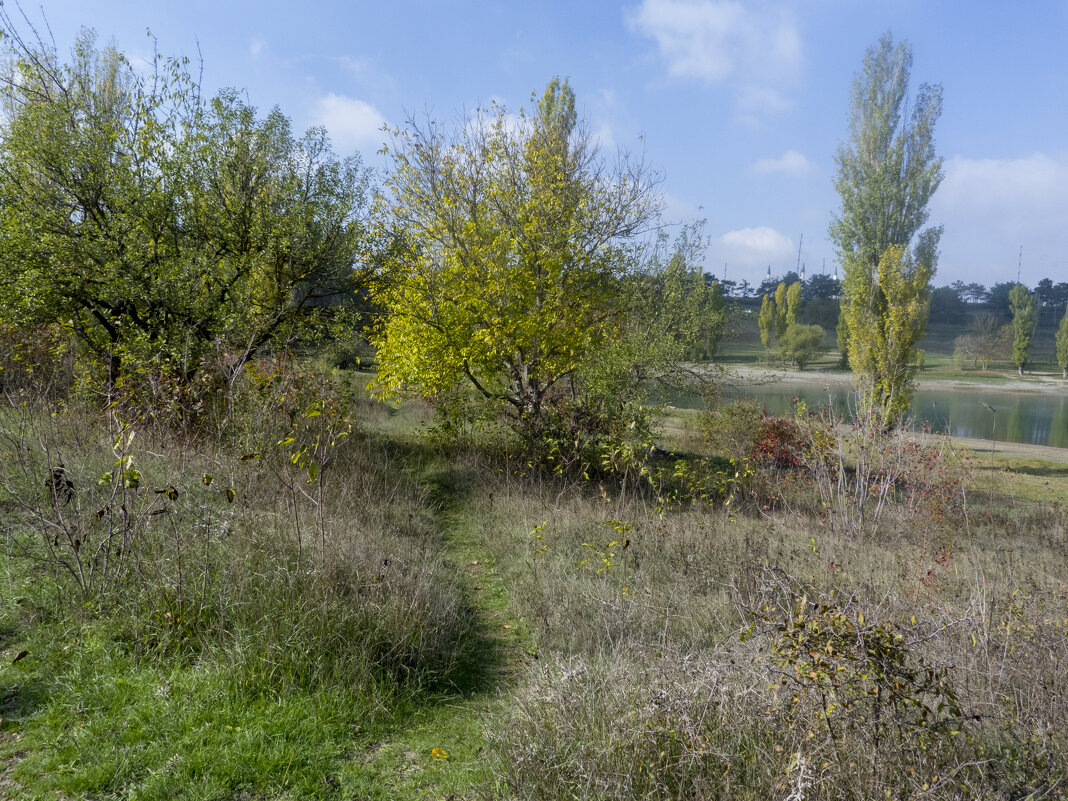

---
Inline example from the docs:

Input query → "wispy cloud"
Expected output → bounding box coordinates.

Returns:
[626,0,801,119]
[750,149,817,177]
[249,39,265,57]
[312,93,387,151]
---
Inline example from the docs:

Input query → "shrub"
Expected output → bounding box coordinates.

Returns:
[779,323,827,369]
[701,398,765,461]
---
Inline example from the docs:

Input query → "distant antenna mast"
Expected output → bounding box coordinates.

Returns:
[795,234,803,276]
[1017,245,1023,284]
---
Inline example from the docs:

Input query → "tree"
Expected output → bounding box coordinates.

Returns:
[986,282,1015,318]
[842,245,932,423]
[371,78,662,443]
[836,305,851,369]
[785,281,802,328]
[1009,283,1035,375]
[759,294,775,353]
[774,281,790,341]
[829,33,943,423]
[0,23,369,403]
[964,282,988,304]
[779,324,827,370]
[803,274,841,302]
[953,314,1010,369]
[930,285,966,323]
[1056,308,1068,379]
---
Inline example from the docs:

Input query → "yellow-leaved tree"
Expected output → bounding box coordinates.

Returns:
[371,79,666,447]
[842,245,932,422]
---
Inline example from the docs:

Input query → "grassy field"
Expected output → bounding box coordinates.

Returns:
[1,366,1066,799]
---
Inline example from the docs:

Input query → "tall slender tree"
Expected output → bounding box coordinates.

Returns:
[1009,283,1035,375]
[1056,307,1068,379]
[759,294,775,353]
[785,281,802,327]
[830,33,943,423]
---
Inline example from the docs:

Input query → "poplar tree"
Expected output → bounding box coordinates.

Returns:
[785,281,802,327]
[1009,283,1035,375]
[829,33,943,423]
[759,294,775,352]
[1056,308,1068,379]
[774,281,789,341]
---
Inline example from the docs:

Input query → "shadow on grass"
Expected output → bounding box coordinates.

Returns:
[377,434,512,700]
[1006,463,1068,478]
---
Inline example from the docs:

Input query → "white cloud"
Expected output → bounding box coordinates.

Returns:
[721,226,794,255]
[249,39,265,57]
[312,93,387,151]
[626,0,801,118]
[750,149,816,177]
[931,152,1068,282]
[710,225,795,275]
[934,153,1068,236]
[593,124,617,150]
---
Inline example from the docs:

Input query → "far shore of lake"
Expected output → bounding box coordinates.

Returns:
[722,364,1068,396]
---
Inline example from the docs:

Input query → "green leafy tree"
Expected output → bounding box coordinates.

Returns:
[0,24,369,400]
[830,33,943,423]
[842,245,932,422]
[1056,308,1068,379]
[759,294,775,353]
[774,281,789,341]
[371,78,661,444]
[836,303,850,369]
[785,281,802,328]
[953,314,1010,370]
[1009,283,1035,375]
[779,323,827,370]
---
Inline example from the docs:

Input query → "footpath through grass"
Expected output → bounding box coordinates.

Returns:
[335,444,536,799]
[0,398,520,800]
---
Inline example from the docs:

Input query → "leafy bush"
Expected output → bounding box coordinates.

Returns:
[779,323,827,369]
[701,398,765,460]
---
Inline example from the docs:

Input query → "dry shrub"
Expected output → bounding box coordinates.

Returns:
[793,404,968,540]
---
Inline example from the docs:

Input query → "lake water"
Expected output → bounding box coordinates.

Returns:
[670,380,1068,449]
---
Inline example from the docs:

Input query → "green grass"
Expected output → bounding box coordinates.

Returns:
[0,622,381,799]
[2,373,1067,800]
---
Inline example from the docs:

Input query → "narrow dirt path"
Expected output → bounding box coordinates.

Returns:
[340,450,530,799]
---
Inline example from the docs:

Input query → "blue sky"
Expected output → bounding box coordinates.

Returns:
[11,0,1068,289]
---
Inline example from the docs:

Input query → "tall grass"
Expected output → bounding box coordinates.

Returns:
[0,376,475,798]
[2,368,1066,799]
[474,407,1068,800]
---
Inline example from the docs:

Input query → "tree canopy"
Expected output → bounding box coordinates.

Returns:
[0,24,370,405]
[1009,283,1035,375]
[371,79,678,446]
